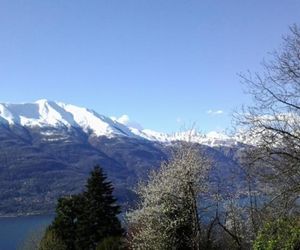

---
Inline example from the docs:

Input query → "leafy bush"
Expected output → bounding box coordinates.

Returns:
[39,229,66,250]
[253,217,300,250]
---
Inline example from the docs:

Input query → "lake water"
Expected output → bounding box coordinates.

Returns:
[0,214,54,250]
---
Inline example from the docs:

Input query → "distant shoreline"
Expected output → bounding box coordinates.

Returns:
[0,212,55,218]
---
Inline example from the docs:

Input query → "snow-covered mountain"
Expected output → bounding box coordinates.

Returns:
[0,100,245,216]
[131,128,238,147]
[0,99,138,138]
[0,100,237,147]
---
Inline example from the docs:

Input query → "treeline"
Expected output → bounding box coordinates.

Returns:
[23,24,300,249]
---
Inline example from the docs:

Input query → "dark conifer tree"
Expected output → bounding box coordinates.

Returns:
[49,195,84,250]
[77,166,123,249]
[47,165,123,250]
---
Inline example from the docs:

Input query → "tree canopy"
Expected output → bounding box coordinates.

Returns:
[126,145,211,250]
[45,166,123,250]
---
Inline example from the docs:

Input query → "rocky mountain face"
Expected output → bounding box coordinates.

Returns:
[0,100,244,216]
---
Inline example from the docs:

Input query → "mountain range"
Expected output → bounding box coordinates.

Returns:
[0,99,240,146]
[0,100,245,216]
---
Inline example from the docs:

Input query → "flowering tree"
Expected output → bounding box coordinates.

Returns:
[126,144,211,250]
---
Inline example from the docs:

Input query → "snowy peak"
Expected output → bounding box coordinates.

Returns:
[59,102,135,137]
[0,100,238,146]
[133,129,237,147]
[0,100,74,127]
[0,100,137,138]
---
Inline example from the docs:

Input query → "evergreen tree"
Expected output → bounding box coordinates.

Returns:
[45,165,123,250]
[77,166,123,249]
[49,195,84,250]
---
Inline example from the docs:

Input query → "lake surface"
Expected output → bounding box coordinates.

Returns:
[0,214,54,250]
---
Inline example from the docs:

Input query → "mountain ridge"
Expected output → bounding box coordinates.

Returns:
[0,100,245,216]
[0,99,238,147]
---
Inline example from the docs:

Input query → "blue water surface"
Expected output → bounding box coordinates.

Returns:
[0,214,53,250]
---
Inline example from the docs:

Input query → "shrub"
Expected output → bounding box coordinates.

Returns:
[39,229,66,250]
[253,217,300,250]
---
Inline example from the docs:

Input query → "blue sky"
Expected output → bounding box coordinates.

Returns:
[0,0,299,133]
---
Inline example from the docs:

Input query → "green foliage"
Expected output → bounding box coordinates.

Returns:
[39,229,67,250]
[76,166,123,249]
[253,217,300,250]
[47,165,123,250]
[50,195,84,249]
[96,236,125,250]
